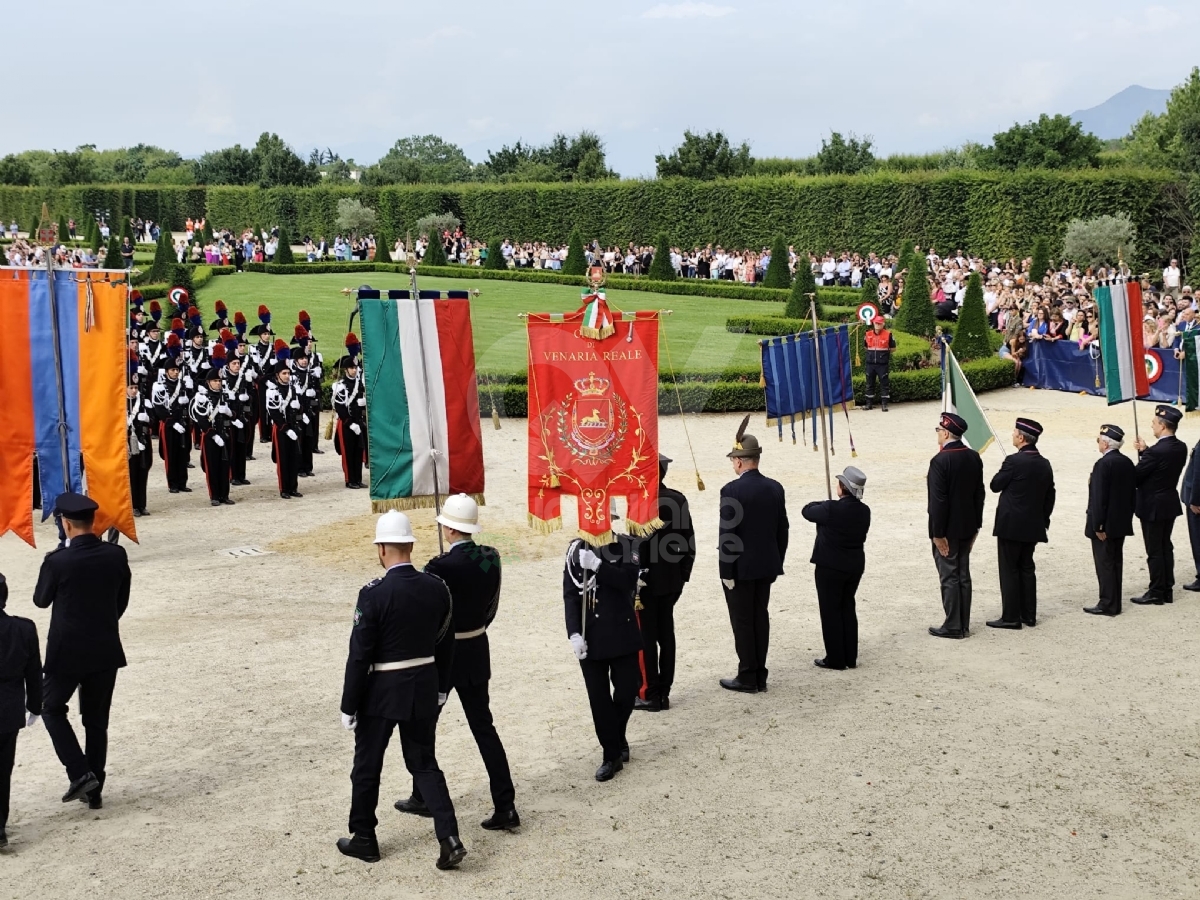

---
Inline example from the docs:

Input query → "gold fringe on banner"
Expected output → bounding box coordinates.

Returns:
[576,528,613,547]
[491,406,501,430]
[626,517,665,537]
[528,513,563,534]
[578,323,616,341]
[372,493,486,514]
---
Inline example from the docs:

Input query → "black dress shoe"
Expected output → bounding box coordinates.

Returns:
[63,772,100,803]
[1131,595,1163,605]
[0,828,6,848]
[1184,580,1200,592]
[481,807,520,831]
[291,491,303,498]
[314,447,325,454]
[661,693,670,710]
[178,486,192,493]
[758,683,768,693]
[594,759,623,782]
[87,793,103,810]
[280,492,290,499]
[620,747,630,763]
[133,508,143,517]
[436,836,467,870]
[187,462,195,469]
[814,658,846,670]
[929,626,966,639]
[336,833,380,863]
[719,677,758,693]
[169,488,179,494]
[1084,606,1118,616]
[211,499,221,507]
[634,697,661,712]
[1022,619,1037,627]
[221,498,236,506]
[986,619,1022,629]
[394,795,432,817]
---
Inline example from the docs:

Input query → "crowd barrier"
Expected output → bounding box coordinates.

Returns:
[1020,340,1181,404]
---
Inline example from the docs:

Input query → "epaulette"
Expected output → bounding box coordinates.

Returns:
[361,577,381,590]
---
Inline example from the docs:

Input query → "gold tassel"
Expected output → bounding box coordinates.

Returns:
[851,449,858,458]
[491,405,501,430]
[696,473,705,491]
[634,598,644,611]
[527,513,563,534]
[579,324,616,340]
[84,281,95,333]
[548,473,560,488]
[324,417,335,440]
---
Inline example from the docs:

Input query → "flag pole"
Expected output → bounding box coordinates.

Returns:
[809,297,832,499]
[408,266,444,554]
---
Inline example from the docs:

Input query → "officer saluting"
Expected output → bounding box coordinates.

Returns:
[337,511,465,870]
[634,454,695,712]
[862,315,896,411]
[1131,405,1187,606]
[33,493,131,810]
[987,418,1055,630]
[927,412,985,639]
[393,495,518,832]
[0,572,43,848]
[564,511,644,782]
[718,416,789,693]
[1084,424,1136,616]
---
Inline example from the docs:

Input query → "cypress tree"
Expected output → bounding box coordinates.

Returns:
[1029,236,1050,288]
[647,233,676,281]
[57,214,70,243]
[895,253,935,338]
[484,237,507,270]
[168,263,195,297]
[28,214,39,240]
[149,231,174,283]
[953,271,993,362]
[120,217,132,243]
[373,229,392,267]
[423,230,448,267]
[785,252,821,319]
[896,238,915,279]
[861,277,879,308]
[103,234,123,270]
[275,227,295,264]
[762,236,792,289]
[562,228,587,276]
[89,220,103,255]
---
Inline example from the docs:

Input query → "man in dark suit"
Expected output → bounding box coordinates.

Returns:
[1132,405,1188,605]
[927,412,986,639]
[0,573,42,848]
[1085,424,1137,616]
[635,454,696,712]
[394,495,518,832]
[988,418,1056,629]
[1182,424,1200,593]
[33,493,131,809]
[802,467,871,670]
[564,523,644,782]
[718,420,789,693]
[337,511,466,870]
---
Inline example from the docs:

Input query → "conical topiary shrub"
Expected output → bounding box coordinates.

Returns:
[894,253,935,338]
[1029,236,1050,288]
[647,233,675,281]
[275,227,295,264]
[562,228,587,276]
[374,229,392,266]
[762,236,792,289]
[785,252,820,319]
[149,230,174,283]
[57,214,70,243]
[484,237,507,270]
[952,271,993,362]
[423,230,448,267]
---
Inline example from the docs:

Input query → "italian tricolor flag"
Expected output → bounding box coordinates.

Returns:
[1095,281,1149,405]
[359,290,485,512]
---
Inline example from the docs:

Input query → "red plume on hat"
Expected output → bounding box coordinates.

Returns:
[211,344,228,368]
[166,333,182,355]
[170,317,186,340]
[233,310,247,336]
[258,304,271,326]
[298,309,311,330]
[215,299,227,315]
[273,338,291,362]
[149,300,162,322]
[345,332,361,358]
[293,324,308,340]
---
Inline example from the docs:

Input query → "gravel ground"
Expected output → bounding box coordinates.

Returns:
[1,388,1198,900]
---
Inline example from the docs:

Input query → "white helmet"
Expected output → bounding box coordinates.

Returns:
[373,510,416,544]
[436,493,481,534]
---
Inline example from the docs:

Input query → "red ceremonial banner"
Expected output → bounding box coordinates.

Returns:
[527,301,661,545]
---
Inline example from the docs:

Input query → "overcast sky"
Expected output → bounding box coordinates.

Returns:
[6,1,1195,176]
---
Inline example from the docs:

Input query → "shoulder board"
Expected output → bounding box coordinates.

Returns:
[361,577,381,590]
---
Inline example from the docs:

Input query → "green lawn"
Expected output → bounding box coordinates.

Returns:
[196,272,773,376]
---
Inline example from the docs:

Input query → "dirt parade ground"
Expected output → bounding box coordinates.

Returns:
[1,386,1199,900]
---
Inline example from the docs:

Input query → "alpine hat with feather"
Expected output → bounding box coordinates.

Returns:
[727,415,762,459]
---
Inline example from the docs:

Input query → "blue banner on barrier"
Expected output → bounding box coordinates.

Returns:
[1021,341,1179,404]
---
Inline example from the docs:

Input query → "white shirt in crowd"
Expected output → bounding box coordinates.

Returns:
[1164,264,1181,288]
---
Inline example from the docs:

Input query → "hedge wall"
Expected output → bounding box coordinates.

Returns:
[1,169,1188,264]
[723,315,931,370]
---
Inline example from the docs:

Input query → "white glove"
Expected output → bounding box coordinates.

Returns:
[569,633,588,660]
[177,396,188,406]
[437,692,448,707]
[302,414,310,424]
[26,712,40,728]
[213,435,225,448]
[721,579,735,590]
[173,422,186,434]
[138,365,147,375]
[218,404,232,415]
[340,712,357,731]
[238,393,249,401]
[136,441,145,452]
[137,412,150,422]
[306,389,316,398]
[350,423,361,435]
[578,548,601,572]
[184,376,194,389]
[286,429,298,441]
[233,420,243,429]
[357,398,366,407]
[290,400,300,409]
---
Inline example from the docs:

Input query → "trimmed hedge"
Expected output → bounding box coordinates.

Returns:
[1,168,1186,264]
[723,316,931,370]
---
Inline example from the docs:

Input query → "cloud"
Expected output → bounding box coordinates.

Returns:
[642,2,735,19]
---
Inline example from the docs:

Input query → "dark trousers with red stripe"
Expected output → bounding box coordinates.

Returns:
[337,420,365,485]
[159,422,189,490]
[272,426,299,496]
[200,431,231,502]
[229,427,247,482]
[257,382,272,441]
[638,590,681,702]
[128,452,150,512]
[579,654,640,763]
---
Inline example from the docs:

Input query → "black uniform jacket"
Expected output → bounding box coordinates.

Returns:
[1182,438,1200,508]
[563,535,643,661]
[927,440,985,539]
[718,469,789,582]
[1134,434,1187,521]
[341,564,454,722]
[801,495,871,577]
[0,610,42,732]
[1085,450,1136,539]
[990,445,1056,543]
[641,483,696,597]
[425,541,501,688]
[33,533,130,675]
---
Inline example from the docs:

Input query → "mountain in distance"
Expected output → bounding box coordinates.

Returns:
[1070,84,1171,139]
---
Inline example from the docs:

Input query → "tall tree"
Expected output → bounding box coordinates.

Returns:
[193,145,257,185]
[762,236,792,288]
[103,234,122,270]
[813,132,875,175]
[1028,236,1051,287]
[982,114,1103,170]
[423,230,448,267]
[562,228,587,276]
[895,256,935,338]
[252,132,319,188]
[57,214,70,242]
[786,253,820,319]
[655,131,753,180]
[372,135,473,184]
[952,272,992,362]
[1124,67,1200,171]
